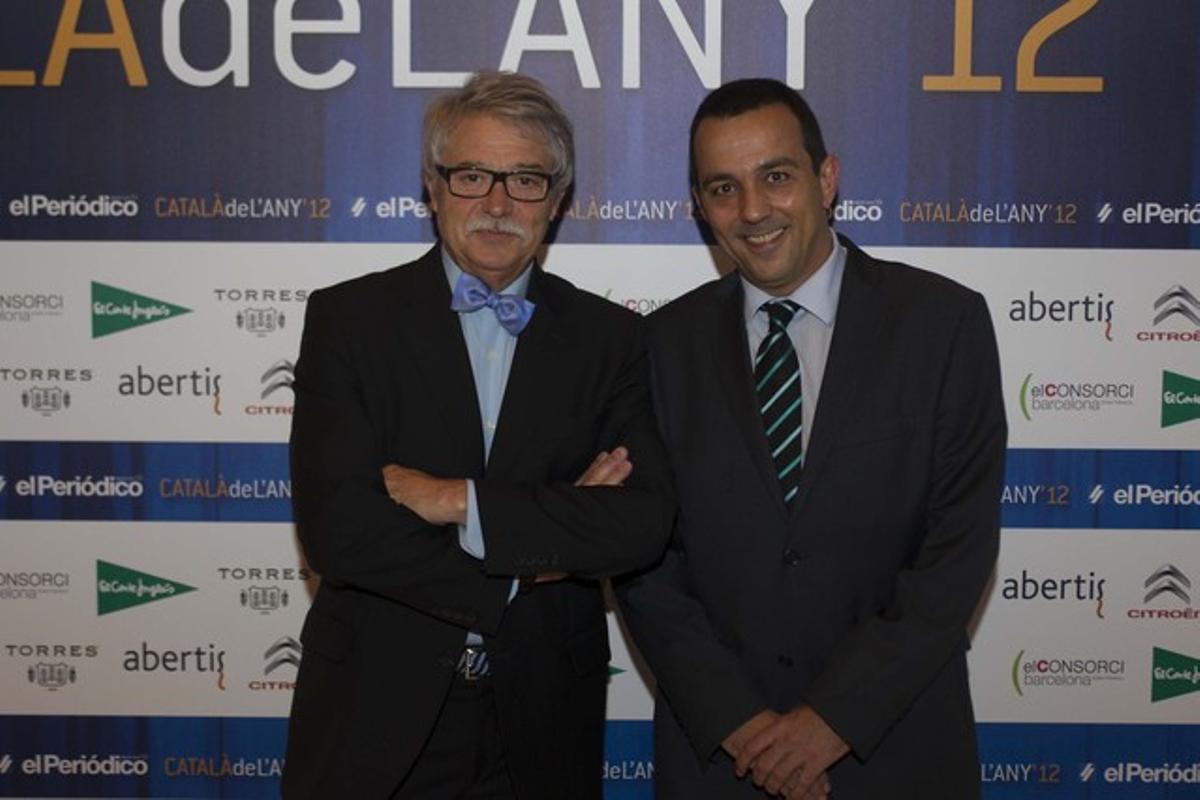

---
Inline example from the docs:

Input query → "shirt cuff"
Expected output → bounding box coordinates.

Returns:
[458,481,518,601]
[457,479,485,559]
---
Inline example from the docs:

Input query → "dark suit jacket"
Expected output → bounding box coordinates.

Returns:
[282,246,674,799]
[618,237,1006,799]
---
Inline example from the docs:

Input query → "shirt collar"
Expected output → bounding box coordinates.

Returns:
[741,228,845,327]
[441,249,534,299]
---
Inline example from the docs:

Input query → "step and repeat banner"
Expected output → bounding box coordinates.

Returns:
[2,1,1199,798]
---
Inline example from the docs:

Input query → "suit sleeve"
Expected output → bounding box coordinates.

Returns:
[474,317,676,580]
[615,324,771,761]
[290,291,512,634]
[803,291,1006,758]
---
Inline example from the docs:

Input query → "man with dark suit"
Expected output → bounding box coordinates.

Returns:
[283,71,674,799]
[618,79,1006,799]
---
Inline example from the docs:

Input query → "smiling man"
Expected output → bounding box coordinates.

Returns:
[618,78,1007,799]
[283,71,673,799]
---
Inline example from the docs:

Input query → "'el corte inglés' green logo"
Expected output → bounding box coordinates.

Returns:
[1151,646,1200,702]
[96,559,196,615]
[1162,371,1200,428]
[91,281,191,338]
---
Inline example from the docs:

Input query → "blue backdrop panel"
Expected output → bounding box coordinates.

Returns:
[1,1,1197,247]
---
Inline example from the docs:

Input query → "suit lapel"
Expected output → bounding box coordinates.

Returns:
[710,274,790,516]
[791,242,886,513]
[486,266,571,477]
[393,248,486,477]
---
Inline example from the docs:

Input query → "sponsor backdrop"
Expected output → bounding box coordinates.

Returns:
[1,1,1199,797]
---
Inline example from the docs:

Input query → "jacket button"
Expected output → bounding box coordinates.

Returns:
[782,548,803,566]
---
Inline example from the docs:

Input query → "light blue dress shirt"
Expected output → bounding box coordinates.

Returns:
[442,252,532,643]
[741,229,845,453]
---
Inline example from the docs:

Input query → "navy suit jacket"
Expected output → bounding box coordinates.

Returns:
[618,237,1005,799]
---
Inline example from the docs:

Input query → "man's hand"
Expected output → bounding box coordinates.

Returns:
[575,446,632,487]
[788,771,831,800]
[735,706,848,798]
[725,712,831,799]
[722,709,780,760]
[381,464,467,525]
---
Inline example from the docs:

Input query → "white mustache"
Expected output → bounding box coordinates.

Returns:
[466,218,530,241]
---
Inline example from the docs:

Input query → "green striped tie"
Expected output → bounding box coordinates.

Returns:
[754,300,803,507]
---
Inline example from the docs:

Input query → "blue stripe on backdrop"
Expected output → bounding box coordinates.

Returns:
[976,723,1200,800]
[0,442,290,522]
[3,444,1197,528]
[0,718,1197,799]
[1002,449,1200,529]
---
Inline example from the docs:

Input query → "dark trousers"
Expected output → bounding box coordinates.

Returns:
[392,674,517,799]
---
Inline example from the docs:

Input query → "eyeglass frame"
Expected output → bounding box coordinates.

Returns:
[434,164,558,202]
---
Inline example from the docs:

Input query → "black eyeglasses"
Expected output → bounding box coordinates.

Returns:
[435,165,555,202]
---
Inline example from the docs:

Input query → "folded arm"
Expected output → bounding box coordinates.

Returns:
[472,323,675,580]
[289,293,512,633]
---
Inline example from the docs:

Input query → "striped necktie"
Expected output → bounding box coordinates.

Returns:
[754,300,804,507]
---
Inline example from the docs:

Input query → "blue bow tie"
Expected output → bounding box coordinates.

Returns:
[450,272,535,336]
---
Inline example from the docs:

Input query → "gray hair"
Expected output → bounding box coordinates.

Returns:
[422,71,575,195]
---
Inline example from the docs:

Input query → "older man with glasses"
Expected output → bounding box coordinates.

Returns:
[283,71,674,800]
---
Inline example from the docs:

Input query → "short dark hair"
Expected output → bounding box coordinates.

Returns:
[689,78,828,188]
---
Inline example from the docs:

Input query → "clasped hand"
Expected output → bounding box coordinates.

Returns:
[724,706,849,798]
